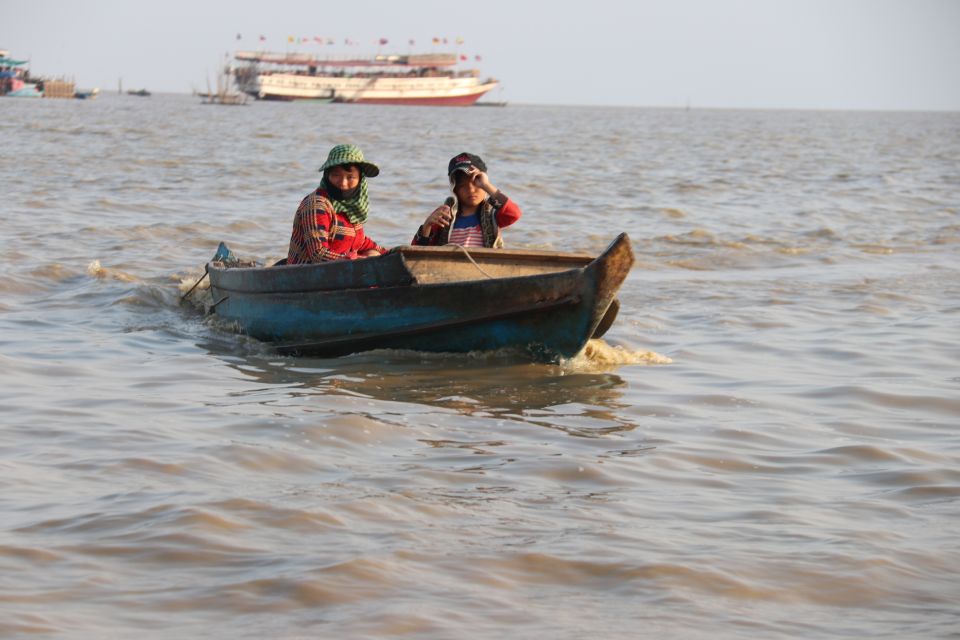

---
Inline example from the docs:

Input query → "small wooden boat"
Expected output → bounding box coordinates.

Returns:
[200,91,248,105]
[205,234,633,362]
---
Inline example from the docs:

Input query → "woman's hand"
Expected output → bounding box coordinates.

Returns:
[423,204,453,235]
[358,248,382,258]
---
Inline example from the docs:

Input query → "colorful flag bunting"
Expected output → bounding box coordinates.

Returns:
[242,34,487,50]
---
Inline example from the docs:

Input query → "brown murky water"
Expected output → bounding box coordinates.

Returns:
[1,94,959,638]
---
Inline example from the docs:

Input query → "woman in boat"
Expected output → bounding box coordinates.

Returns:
[287,144,386,264]
[412,152,522,248]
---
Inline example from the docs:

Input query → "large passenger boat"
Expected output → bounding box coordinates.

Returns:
[232,51,498,106]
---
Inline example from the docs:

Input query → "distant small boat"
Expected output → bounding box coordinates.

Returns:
[201,91,248,105]
[75,88,100,100]
[127,88,150,97]
[203,234,633,362]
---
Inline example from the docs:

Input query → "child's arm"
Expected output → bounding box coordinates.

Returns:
[472,171,520,226]
[355,233,385,257]
[412,201,453,245]
[491,192,522,229]
[420,203,453,236]
[469,170,520,228]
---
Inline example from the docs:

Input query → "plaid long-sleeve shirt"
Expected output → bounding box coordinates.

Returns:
[286,189,385,264]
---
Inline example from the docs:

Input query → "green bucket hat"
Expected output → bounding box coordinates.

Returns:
[319,144,380,178]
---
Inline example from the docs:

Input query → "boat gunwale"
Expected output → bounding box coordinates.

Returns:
[207,261,589,296]
[206,244,600,295]
[208,243,596,275]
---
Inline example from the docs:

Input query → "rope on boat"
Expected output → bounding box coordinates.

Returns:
[180,265,209,302]
[454,245,496,279]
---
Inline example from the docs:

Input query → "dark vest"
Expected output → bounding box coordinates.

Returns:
[438,198,503,248]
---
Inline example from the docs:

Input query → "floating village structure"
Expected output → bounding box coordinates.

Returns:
[1,49,87,99]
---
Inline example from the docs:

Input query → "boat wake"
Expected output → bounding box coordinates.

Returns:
[86,260,142,283]
[562,339,672,372]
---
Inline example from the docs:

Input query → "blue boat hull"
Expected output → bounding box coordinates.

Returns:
[206,234,633,362]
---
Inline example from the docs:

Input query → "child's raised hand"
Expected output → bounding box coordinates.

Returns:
[470,170,495,193]
[425,204,453,232]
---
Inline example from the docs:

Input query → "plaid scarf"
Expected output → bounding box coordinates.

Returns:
[319,174,370,224]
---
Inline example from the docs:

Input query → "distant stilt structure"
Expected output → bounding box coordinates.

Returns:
[118,77,122,94]
[200,54,248,105]
[42,78,75,98]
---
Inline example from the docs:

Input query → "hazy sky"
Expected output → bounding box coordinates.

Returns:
[4,0,959,110]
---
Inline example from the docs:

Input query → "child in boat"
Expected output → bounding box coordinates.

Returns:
[412,152,522,248]
[287,144,386,264]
